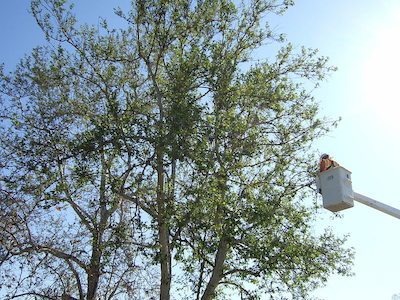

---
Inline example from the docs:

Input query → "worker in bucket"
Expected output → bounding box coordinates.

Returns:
[319,153,339,172]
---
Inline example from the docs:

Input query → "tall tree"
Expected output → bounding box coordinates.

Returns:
[0,0,354,299]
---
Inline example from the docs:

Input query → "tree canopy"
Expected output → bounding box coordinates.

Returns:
[0,0,354,299]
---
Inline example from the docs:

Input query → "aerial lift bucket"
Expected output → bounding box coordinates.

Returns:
[318,166,354,212]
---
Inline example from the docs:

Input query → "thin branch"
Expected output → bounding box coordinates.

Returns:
[7,291,58,300]
[119,192,156,218]
[65,259,84,300]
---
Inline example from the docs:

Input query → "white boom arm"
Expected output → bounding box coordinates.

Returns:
[353,192,400,220]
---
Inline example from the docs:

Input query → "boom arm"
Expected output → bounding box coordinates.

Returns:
[353,192,400,220]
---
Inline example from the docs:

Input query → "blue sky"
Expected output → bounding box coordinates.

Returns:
[278,1,400,299]
[1,1,400,299]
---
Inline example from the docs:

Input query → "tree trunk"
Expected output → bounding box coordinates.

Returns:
[157,157,171,300]
[201,238,229,300]
[87,247,101,300]
[159,221,171,300]
[87,157,107,300]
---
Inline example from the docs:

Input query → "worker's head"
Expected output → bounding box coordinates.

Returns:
[320,153,329,160]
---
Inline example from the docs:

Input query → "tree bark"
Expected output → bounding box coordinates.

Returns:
[201,238,229,300]
[87,155,108,300]
[87,240,101,300]
[158,219,171,300]
[157,154,171,300]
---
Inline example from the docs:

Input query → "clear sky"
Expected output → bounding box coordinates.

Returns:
[1,1,400,299]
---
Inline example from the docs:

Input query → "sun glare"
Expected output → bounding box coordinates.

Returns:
[362,14,400,129]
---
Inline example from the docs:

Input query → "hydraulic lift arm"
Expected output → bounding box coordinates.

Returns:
[353,192,400,220]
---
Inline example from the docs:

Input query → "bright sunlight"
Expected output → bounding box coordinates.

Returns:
[362,14,400,129]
